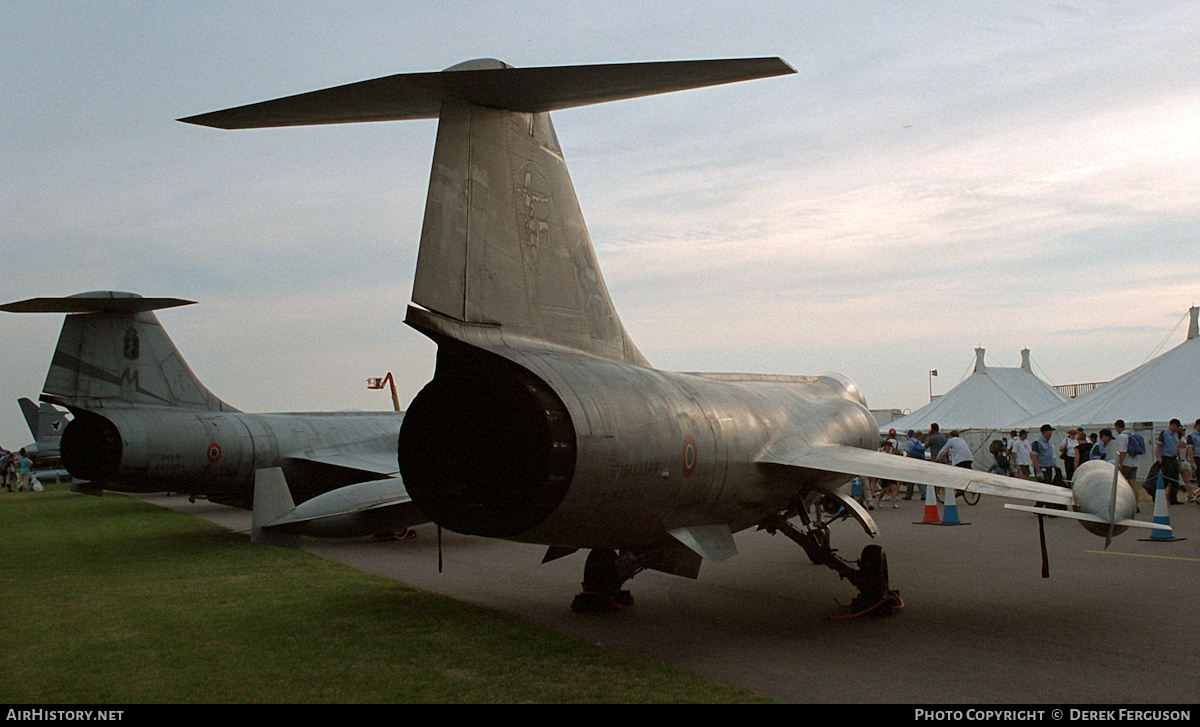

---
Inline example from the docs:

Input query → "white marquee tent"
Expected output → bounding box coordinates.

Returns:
[885,348,1066,434]
[1016,307,1200,434]
[882,348,1066,466]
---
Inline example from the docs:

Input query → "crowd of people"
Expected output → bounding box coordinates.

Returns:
[0,448,37,492]
[863,419,1200,510]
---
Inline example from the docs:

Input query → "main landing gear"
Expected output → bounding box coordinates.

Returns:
[570,549,639,613]
[760,505,899,616]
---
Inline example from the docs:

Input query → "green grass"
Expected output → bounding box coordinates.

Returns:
[0,485,770,703]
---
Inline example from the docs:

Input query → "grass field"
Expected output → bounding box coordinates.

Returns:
[0,485,770,703]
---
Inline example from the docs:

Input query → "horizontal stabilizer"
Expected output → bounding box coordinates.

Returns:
[254,468,424,540]
[179,57,796,129]
[1003,504,1173,531]
[1,291,194,315]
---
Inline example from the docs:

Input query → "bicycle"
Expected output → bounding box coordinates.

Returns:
[934,488,980,506]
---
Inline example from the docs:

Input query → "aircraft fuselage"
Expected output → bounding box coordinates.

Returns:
[398,317,876,552]
[64,407,403,508]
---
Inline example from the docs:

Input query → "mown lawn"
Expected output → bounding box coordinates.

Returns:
[0,485,771,703]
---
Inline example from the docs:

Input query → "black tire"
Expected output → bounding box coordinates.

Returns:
[858,544,889,604]
[582,549,622,594]
[962,490,980,506]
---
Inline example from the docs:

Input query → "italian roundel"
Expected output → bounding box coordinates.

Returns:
[682,434,697,477]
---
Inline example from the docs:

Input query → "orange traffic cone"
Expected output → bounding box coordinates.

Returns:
[915,483,940,524]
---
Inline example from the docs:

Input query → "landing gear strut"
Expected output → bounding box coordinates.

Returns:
[570,549,639,613]
[761,510,898,616]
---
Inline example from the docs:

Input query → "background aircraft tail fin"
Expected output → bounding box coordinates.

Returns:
[182,58,794,364]
[17,398,41,439]
[0,291,235,412]
[19,398,69,443]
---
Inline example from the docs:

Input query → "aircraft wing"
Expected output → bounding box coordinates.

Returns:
[757,443,1076,507]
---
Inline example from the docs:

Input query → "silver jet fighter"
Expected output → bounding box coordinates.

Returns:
[16,397,69,464]
[2,292,422,538]
[183,59,1165,611]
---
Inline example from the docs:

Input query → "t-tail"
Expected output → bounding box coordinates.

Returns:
[180,58,795,363]
[0,291,233,412]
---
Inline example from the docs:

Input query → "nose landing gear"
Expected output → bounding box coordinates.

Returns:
[761,510,901,616]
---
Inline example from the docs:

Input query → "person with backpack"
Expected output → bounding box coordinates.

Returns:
[1114,420,1143,510]
[988,437,1011,476]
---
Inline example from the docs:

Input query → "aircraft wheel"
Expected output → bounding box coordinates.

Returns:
[581,548,620,591]
[858,544,888,604]
[572,549,633,612]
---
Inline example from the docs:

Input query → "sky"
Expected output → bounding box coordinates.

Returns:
[2,1,1199,449]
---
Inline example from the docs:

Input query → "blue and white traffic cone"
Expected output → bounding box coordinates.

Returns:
[942,488,965,525]
[1143,471,1186,542]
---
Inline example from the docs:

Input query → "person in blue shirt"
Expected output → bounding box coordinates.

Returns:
[1031,424,1058,485]
[1157,419,1184,504]
[16,449,33,492]
[1090,429,1112,462]
[902,429,927,500]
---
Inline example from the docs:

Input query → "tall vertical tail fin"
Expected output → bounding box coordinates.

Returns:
[17,398,42,439]
[1,291,234,411]
[410,98,648,362]
[180,58,796,363]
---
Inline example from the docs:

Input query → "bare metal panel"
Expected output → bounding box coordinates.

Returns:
[414,101,643,364]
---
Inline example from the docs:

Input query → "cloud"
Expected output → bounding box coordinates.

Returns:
[3,1,1199,446]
